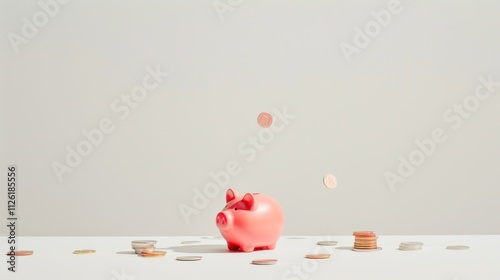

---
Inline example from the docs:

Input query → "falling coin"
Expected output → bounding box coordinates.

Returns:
[317,241,338,246]
[446,245,469,250]
[305,254,330,259]
[257,112,273,128]
[141,250,166,258]
[323,174,337,189]
[176,256,202,261]
[252,259,278,265]
[6,250,33,256]
[73,249,96,255]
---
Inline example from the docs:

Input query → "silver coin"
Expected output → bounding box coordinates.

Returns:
[181,241,201,244]
[176,256,202,261]
[317,241,338,246]
[252,259,278,265]
[446,245,469,250]
[352,247,382,252]
[400,242,423,246]
[132,240,157,245]
[398,247,422,251]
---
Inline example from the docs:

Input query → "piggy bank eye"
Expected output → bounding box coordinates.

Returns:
[234,208,238,211]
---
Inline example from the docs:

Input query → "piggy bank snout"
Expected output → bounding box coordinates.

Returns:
[216,212,232,231]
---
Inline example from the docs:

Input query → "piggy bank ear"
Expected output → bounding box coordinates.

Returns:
[226,189,238,203]
[241,193,255,210]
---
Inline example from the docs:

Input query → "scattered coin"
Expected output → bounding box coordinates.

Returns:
[257,112,273,128]
[323,174,337,189]
[317,241,338,246]
[73,249,96,254]
[446,245,469,250]
[399,242,423,251]
[176,256,202,261]
[181,241,201,244]
[141,250,167,257]
[6,250,33,256]
[305,254,331,259]
[252,259,278,265]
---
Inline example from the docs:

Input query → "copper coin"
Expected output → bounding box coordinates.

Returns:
[6,250,33,256]
[141,250,166,257]
[354,236,378,240]
[305,254,330,259]
[257,112,273,128]
[354,246,378,249]
[354,241,378,244]
[354,243,378,246]
[323,174,337,189]
[353,231,375,236]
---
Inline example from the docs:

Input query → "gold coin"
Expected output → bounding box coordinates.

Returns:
[305,254,330,259]
[251,259,277,265]
[73,249,96,254]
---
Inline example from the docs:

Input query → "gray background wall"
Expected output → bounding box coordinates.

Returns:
[1,0,499,236]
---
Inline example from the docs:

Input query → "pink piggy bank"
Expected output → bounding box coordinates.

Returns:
[215,188,284,252]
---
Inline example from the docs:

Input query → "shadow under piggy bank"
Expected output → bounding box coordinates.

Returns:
[164,244,256,254]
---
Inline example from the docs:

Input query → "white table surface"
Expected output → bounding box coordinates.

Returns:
[1,235,499,280]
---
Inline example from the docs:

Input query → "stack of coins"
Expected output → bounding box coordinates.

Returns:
[131,240,157,254]
[353,231,379,251]
[399,242,423,251]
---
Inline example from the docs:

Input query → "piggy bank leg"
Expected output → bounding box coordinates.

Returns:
[227,242,239,251]
[240,245,255,252]
[265,243,276,250]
